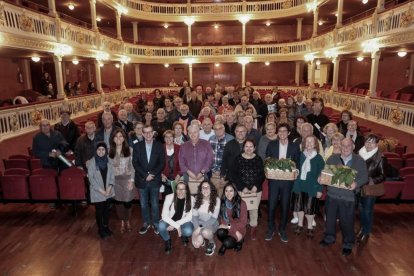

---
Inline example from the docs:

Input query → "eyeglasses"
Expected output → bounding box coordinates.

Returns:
[201,186,210,190]
[177,188,186,191]
[143,131,153,134]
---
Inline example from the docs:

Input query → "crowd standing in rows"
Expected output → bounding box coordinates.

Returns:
[32,82,386,257]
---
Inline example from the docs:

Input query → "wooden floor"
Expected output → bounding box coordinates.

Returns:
[0,203,413,276]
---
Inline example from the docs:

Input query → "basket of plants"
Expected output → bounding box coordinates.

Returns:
[264,158,298,181]
[319,165,357,189]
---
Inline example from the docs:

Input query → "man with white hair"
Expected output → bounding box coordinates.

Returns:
[124,102,142,123]
[97,101,118,129]
[179,124,214,183]
[199,117,215,141]
[95,112,120,149]
[115,109,134,134]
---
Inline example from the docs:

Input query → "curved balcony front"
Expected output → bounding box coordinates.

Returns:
[103,0,317,22]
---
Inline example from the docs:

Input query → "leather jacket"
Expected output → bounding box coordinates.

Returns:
[365,150,386,184]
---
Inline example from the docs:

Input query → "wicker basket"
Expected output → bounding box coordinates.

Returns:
[265,168,299,181]
[319,171,351,189]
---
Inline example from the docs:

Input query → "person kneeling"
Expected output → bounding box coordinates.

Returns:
[159,181,194,254]
[216,183,247,256]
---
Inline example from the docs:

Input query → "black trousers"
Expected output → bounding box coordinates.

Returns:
[323,196,355,249]
[216,228,237,249]
[95,199,110,231]
[267,180,293,233]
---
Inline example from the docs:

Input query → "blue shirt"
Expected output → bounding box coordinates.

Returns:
[145,142,153,163]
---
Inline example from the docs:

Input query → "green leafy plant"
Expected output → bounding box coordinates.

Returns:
[323,165,357,187]
[264,158,296,172]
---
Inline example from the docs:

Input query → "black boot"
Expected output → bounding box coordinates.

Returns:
[234,239,244,252]
[103,226,113,236]
[181,236,189,246]
[218,245,226,256]
[165,239,172,255]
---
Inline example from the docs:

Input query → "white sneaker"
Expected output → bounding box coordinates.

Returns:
[312,220,317,227]
[291,217,298,224]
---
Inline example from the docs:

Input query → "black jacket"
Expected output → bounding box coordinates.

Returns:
[265,140,300,184]
[365,150,387,184]
[221,139,244,182]
[74,134,95,169]
[54,121,80,151]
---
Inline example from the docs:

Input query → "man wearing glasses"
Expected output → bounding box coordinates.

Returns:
[221,124,247,184]
[133,125,165,235]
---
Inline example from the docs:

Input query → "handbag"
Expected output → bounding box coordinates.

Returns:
[114,175,137,202]
[240,192,261,211]
[362,183,385,197]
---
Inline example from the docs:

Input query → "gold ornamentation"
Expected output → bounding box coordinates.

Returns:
[383,16,391,31]
[211,6,223,13]
[31,110,43,126]
[11,113,19,132]
[198,48,204,56]
[145,48,154,56]
[197,6,203,13]
[83,101,91,112]
[19,12,34,32]
[142,4,152,13]
[0,3,5,26]
[230,48,236,55]
[253,48,259,55]
[389,108,404,125]
[400,9,414,28]
[174,7,180,14]
[281,46,289,54]
[349,28,357,41]
[254,4,260,12]
[375,105,382,119]
[344,98,352,110]
[230,5,237,12]
[213,48,222,56]
[175,49,181,56]
[76,32,85,44]
[282,0,292,9]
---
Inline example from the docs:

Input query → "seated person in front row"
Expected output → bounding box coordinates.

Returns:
[158,181,194,255]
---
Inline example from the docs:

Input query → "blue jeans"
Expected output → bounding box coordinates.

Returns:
[158,220,194,241]
[359,196,376,235]
[139,185,160,228]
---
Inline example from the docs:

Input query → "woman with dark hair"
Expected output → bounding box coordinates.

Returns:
[153,89,164,109]
[276,108,293,128]
[64,82,73,97]
[192,181,221,256]
[216,183,248,256]
[337,110,353,135]
[161,130,181,196]
[143,111,153,126]
[291,135,324,238]
[357,134,386,244]
[86,142,115,239]
[87,82,97,94]
[109,129,136,233]
[234,138,264,241]
[73,82,82,95]
[289,116,307,141]
[158,180,194,254]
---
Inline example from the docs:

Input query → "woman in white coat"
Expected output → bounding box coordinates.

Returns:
[86,142,115,240]
[158,180,194,254]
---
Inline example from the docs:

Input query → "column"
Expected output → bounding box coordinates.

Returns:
[48,0,57,17]
[344,60,350,90]
[295,61,301,86]
[409,54,414,85]
[188,24,192,50]
[309,61,316,88]
[119,63,126,90]
[377,0,385,13]
[331,56,340,92]
[89,0,98,31]
[134,64,141,86]
[368,51,381,97]
[20,59,32,90]
[116,10,122,40]
[53,55,65,99]
[61,61,67,84]
[241,64,246,87]
[336,0,343,28]
[189,64,193,87]
[94,59,103,93]
[242,23,246,55]
[132,22,138,43]
[296,18,303,40]
[312,7,319,37]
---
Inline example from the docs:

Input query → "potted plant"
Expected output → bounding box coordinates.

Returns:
[264,157,298,180]
[319,164,357,189]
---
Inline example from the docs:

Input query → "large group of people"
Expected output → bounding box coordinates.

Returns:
[31,82,387,257]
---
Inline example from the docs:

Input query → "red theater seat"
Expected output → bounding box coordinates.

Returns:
[1,175,30,200]
[387,158,403,170]
[29,159,42,171]
[29,175,58,200]
[58,167,87,200]
[405,158,414,167]
[3,168,30,176]
[381,181,404,199]
[384,152,401,158]
[31,168,58,176]
[3,159,29,170]
[399,167,414,178]
[401,175,414,200]
[8,154,30,160]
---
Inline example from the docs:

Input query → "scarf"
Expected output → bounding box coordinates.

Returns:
[222,199,237,224]
[359,146,378,161]
[94,142,108,170]
[300,150,317,180]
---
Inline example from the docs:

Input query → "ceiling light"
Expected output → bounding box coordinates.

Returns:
[238,15,250,24]
[117,6,128,15]
[362,40,380,53]
[96,17,101,22]
[164,63,169,68]
[304,53,315,62]
[68,3,74,10]
[266,21,271,27]
[265,61,270,66]
[164,23,169,29]
[238,57,250,65]
[184,17,195,26]
[335,13,338,17]
[185,58,195,65]
[362,0,368,4]
[357,56,364,62]
[120,55,131,64]
[215,63,220,67]
[318,20,323,26]
[72,59,79,65]
[306,1,318,12]
[315,60,321,66]
[31,56,40,62]
[214,24,219,29]
[398,51,407,57]
[96,51,109,61]
[115,64,120,68]
[99,63,104,67]
[54,44,72,57]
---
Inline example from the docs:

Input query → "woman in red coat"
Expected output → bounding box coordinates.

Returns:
[216,183,248,256]
[161,130,181,196]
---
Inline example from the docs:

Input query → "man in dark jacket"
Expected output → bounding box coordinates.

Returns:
[95,113,120,150]
[306,99,329,140]
[320,138,368,256]
[74,121,96,170]
[221,124,247,183]
[54,110,80,151]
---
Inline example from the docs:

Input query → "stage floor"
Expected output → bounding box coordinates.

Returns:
[0,203,413,276]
